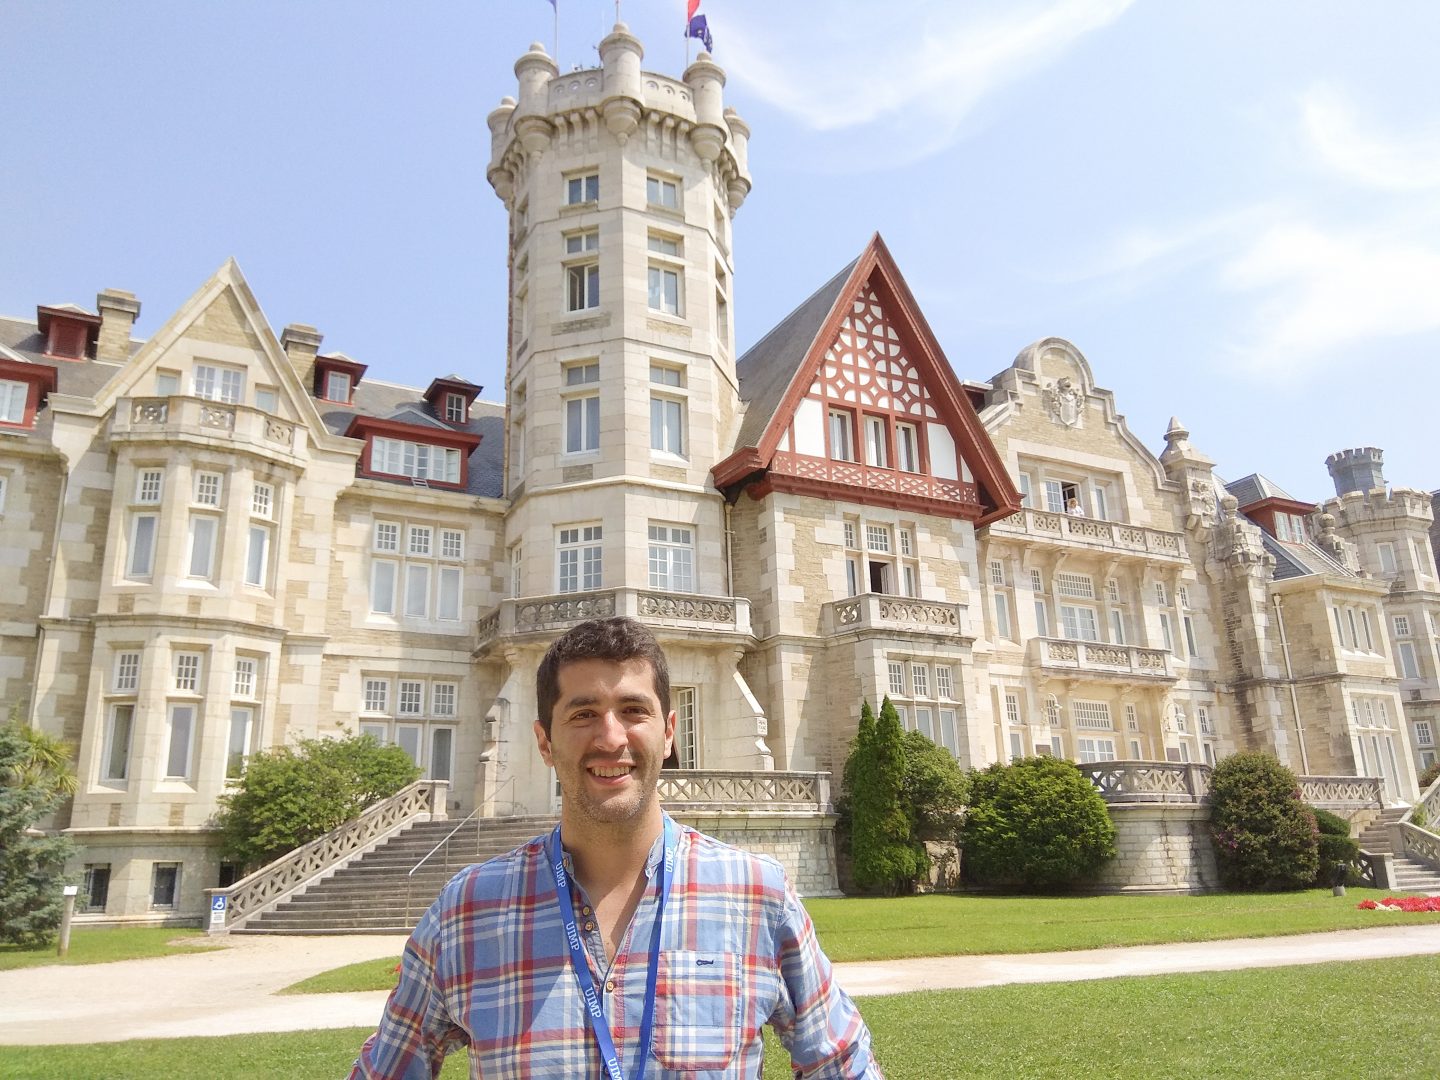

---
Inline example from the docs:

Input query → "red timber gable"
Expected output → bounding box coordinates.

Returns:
[714,234,1020,524]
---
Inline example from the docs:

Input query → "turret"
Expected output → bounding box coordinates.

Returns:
[599,23,644,142]
[1326,447,1385,497]
[683,52,726,162]
[512,43,558,156]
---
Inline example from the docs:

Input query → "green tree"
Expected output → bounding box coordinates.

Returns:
[846,698,923,895]
[215,733,420,868]
[900,730,969,842]
[0,721,78,945]
[1209,752,1318,890]
[1420,760,1440,791]
[961,756,1117,890]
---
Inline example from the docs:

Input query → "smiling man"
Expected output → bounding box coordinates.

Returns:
[351,617,880,1078]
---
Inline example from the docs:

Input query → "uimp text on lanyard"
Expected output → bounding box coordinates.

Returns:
[545,817,677,1080]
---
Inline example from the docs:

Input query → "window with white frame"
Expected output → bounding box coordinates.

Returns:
[233,656,257,698]
[557,524,603,592]
[174,652,202,692]
[102,695,135,783]
[113,651,140,692]
[226,707,255,779]
[1183,615,1198,659]
[1055,573,1094,600]
[1060,603,1099,642]
[1415,720,1434,747]
[1377,542,1397,575]
[648,263,681,315]
[369,519,464,622]
[193,363,245,404]
[252,481,273,519]
[509,542,523,598]
[444,393,467,424]
[650,364,686,455]
[936,664,953,700]
[1398,640,1421,680]
[0,379,29,423]
[863,416,889,469]
[565,228,599,255]
[1412,538,1434,578]
[136,469,164,504]
[1072,700,1113,730]
[567,260,600,312]
[563,362,600,453]
[187,515,219,579]
[1077,737,1117,763]
[887,656,961,757]
[1125,703,1139,732]
[1004,690,1022,726]
[646,174,679,209]
[127,512,158,579]
[828,409,855,462]
[1159,611,1175,654]
[245,519,271,589]
[672,686,698,769]
[895,423,920,472]
[356,675,459,778]
[566,171,599,205]
[165,703,197,779]
[1197,703,1213,736]
[370,438,462,484]
[324,370,352,403]
[647,524,694,592]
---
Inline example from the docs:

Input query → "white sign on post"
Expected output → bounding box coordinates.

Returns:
[209,894,228,929]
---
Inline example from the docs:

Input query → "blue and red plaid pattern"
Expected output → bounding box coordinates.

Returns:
[351,818,881,1078]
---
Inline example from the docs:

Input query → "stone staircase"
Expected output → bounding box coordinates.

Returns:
[1357,807,1440,893]
[235,815,557,934]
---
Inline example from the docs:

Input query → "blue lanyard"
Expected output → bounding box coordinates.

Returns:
[546,818,676,1080]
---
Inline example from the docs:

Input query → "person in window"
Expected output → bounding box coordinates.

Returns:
[351,617,880,1079]
[1065,497,1083,516]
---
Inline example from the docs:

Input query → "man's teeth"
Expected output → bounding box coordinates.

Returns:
[590,766,633,777]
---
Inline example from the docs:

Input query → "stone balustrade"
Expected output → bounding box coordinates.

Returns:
[204,779,447,932]
[1077,760,1211,803]
[1033,637,1173,681]
[992,508,1186,561]
[657,770,831,813]
[1299,776,1384,809]
[824,593,968,638]
[476,588,752,648]
[1396,773,1440,872]
[115,396,299,457]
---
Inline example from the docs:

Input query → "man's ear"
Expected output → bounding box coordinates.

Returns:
[534,719,554,767]
[663,710,676,758]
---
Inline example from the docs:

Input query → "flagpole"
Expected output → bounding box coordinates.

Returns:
[554,0,560,68]
[684,0,691,67]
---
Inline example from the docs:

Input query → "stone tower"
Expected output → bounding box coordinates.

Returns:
[474,29,768,813]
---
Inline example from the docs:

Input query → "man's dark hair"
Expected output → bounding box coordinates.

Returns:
[535,617,670,735]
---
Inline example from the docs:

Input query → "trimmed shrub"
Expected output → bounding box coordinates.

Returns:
[1310,806,1351,837]
[846,699,924,895]
[900,729,969,843]
[961,756,1116,890]
[1209,753,1318,890]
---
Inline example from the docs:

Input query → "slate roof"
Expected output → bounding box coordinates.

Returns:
[730,256,857,454]
[0,314,506,499]
[1225,472,1303,508]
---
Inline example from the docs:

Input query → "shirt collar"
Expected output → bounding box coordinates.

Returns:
[557,813,677,880]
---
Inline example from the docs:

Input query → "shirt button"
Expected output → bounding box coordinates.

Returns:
[605,978,617,993]
[581,905,592,916]
[583,920,596,932]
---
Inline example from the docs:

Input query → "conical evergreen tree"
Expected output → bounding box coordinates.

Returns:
[849,697,922,894]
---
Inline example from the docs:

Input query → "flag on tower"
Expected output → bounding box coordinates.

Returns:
[686,0,701,18]
[687,13,713,52]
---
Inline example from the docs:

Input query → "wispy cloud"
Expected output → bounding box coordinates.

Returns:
[720,0,1135,151]
[1219,221,1440,377]
[1301,84,1440,191]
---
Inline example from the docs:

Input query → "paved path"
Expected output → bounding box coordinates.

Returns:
[3,925,1440,1046]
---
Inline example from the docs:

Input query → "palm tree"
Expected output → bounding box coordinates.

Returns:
[4,703,78,798]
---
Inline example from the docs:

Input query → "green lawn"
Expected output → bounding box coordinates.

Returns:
[279,888,1440,993]
[0,927,218,972]
[7,955,1437,1079]
[803,888,1440,962]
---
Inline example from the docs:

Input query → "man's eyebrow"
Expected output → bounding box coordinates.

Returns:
[560,691,655,710]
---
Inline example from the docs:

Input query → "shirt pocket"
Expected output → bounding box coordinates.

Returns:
[649,950,741,1074]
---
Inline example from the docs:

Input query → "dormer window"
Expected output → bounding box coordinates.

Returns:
[325,370,352,403]
[0,359,57,429]
[423,377,481,427]
[36,305,100,360]
[313,354,367,406]
[444,393,466,424]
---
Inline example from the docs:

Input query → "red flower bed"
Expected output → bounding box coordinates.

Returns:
[1357,896,1440,912]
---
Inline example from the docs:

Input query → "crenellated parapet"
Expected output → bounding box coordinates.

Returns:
[485,30,753,214]
[1322,485,1436,528]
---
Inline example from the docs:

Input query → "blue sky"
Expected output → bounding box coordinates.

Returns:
[4,1,1438,501]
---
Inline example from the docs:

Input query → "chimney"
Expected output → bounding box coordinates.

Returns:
[96,289,141,363]
[280,324,323,390]
[1325,447,1385,497]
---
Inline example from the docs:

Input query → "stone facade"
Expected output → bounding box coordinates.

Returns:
[3,29,1435,924]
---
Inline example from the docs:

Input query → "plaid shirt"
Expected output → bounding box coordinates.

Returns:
[351,818,881,1078]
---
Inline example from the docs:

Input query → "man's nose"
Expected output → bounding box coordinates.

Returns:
[592,709,627,752]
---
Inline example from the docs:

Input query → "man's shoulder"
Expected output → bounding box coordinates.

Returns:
[435,832,549,906]
[676,822,790,890]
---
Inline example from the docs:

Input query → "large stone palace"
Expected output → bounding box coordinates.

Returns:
[2,28,1435,923]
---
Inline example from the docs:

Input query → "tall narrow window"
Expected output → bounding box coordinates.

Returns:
[128,514,157,578]
[103,705,134,782]
[188,516,218,578]
[895,423,920,472]
[404,563,431,619]
[647,265,680,314]
[828,410,854,462]
[0,380,29,423]
[650,393,685,455]
[863,416,888,468]
[166,704,196,779]
[567,262,600,312]
[151,864,181,908]
[673,687,698,769]
[1377,542,1397,575]
[429,727,454,782]
[245,524,271,587]
[371,560,397,614]
[647,524,695,591]
[564,363,601,453]
[557,525,603,592]
[437,566,462,621]
[226,707,254,779]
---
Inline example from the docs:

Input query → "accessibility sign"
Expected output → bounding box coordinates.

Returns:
[209,894,227,928]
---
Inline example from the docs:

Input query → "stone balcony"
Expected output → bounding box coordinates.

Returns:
[112,396,301,460]
[476,587,752,650]
[1031,636,1174,681]
[989,508,1187,562]
[822,593,970,639]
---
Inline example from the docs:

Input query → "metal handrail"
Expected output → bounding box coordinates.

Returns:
[404,804,481,925]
